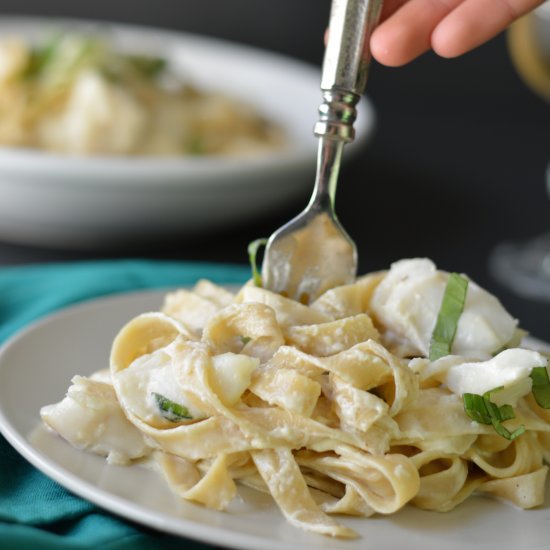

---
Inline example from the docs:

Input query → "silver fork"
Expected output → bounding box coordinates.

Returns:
[261,0,383,303]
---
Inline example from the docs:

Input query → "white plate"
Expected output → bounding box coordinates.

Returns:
[0,290,548,550]
[0,17,375,249]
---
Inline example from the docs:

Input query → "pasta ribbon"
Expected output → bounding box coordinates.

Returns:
[284,314,379,357]
[251,448,357,538]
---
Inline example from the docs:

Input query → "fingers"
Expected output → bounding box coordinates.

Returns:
[431,0,547,58]
[370,0,464,66]
[369,0,545,66]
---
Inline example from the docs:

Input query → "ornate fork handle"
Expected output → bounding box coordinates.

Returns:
[314,0,383,143]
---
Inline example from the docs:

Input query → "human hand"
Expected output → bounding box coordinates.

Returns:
[369,0,546,66]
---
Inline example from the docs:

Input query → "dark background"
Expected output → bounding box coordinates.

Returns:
[1,0,549,338]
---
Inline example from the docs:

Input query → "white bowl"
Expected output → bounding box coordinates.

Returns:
[0,17,375,249]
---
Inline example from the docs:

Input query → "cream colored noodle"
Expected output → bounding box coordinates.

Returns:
[41,259,550,539]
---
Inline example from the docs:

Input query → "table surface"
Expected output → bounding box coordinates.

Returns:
[1,0,549,340]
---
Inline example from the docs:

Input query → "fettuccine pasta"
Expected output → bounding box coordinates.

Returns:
[41,259,550,539]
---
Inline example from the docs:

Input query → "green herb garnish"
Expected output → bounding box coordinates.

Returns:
[530,366,550,408]
[24,35,166,84]
[34,36,105,89]
[152,392,192,422]
[125,54,166,79]
[24,34,63,79]
[463,388,525,441]
[248,238,268,287]
[239,335,252,346]
[429,273,469,361]
[186,135,204,155]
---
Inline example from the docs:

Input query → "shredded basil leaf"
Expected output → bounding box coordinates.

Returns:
[463,393,489,424]
[24,34,63,79]
[125,54,166,79]
[530,366,550,408]
[239,335,252,345]
[152,392,192,422]
[492,420,525,441]
[186,135,204,155]
[463,388,525,441]
[429,273,469,361]
[248,238,267,287]
[25,36,166,84]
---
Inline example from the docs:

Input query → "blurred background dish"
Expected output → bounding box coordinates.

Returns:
[0,16,376,249]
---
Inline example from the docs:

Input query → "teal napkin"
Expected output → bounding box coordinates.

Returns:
[0,259,250,550]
